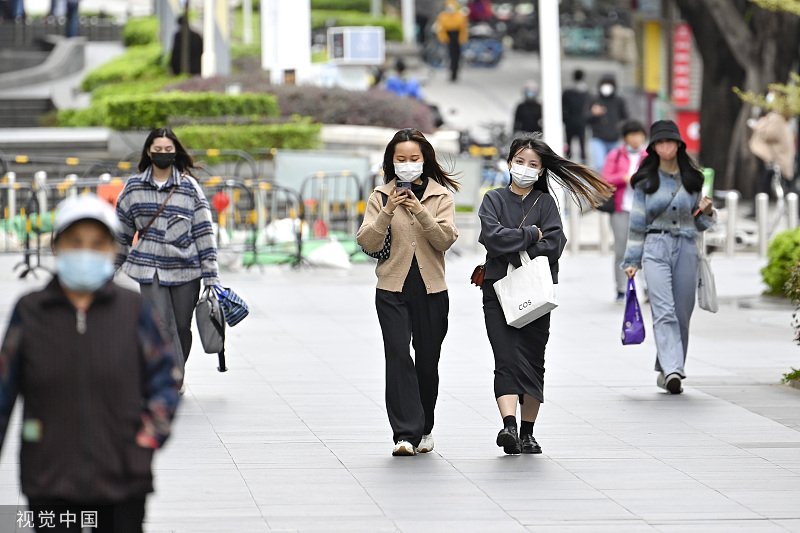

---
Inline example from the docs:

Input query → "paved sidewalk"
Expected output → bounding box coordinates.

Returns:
[0,249,797,532]
[0,31,791,532]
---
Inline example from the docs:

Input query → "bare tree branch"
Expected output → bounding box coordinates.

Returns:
[699,0,757,67]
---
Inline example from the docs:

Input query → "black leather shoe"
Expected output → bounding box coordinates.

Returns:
[521,434,542,454]
[496,427,521,455]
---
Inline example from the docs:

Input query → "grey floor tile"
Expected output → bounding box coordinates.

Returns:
[652,519,790,532]
[524,522,658,533]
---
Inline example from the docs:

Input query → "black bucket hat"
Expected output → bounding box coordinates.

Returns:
[648,120,684,148]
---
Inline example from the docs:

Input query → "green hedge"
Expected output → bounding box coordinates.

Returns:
[90,76,180,102]
[105,92,280,130]
[123,16,159,46]
[762,228,800,296]
[57,106,107,128]
[311,0,369,11]
[311,10,402,41]
[174,119,321,151]
[59,92,280,130]
[786,261,800,303]
[81,43,165,92]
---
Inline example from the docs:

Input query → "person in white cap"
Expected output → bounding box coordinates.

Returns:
[0,194,180,533]
[116,127,221,391]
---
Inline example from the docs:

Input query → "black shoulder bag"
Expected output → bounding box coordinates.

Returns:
[361,192,391,261]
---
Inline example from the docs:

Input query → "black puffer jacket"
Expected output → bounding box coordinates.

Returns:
[586,76,629,142]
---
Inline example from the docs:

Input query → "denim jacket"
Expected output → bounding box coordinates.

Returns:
[622,171,716,269]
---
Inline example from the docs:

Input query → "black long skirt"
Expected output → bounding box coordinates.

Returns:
[482,280,551,403]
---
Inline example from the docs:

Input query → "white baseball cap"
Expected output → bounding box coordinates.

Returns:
[54,194,121,239]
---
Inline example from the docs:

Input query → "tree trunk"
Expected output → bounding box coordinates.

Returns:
[675,0,800,196]
[725,8,800,197]
[674,0,745,190]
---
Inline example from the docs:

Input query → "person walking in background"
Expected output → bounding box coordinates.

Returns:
[586,74,628,170]
[562,69,590,162]
[415,0,439,46]
[436,0,468,82]
[385,58,423,100]
[513,81,543,135]
[602,119,648,301]
[478,135,612,455]
[9,0,24,20]
[0,194,180,533]
[467,0,493,23]
[357,128,459,457]
[64,0,79,37]
[170,16,204,76]
[748,95,796,198]
[116,127,221,392]
[623,120,716,395]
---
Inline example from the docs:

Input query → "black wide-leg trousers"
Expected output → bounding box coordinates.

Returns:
[375,268,449,447]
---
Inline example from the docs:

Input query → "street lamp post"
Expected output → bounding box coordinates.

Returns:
[371,0,381,18]
[201,0,231,77]
[261,0,312,85]
[156,0,180,56]
[537,0,564,155]
[401,0,415,45]
[243,0,253,45]
[537,0,570,227]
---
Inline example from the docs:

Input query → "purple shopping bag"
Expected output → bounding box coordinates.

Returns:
[621,278,645,345]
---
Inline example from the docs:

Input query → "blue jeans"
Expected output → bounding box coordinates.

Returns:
[589,138,619,171]
[642,233,698,378]
[11,0,24,18]
[66,1,79,37]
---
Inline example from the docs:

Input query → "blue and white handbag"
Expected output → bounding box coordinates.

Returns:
[213,285,249,327]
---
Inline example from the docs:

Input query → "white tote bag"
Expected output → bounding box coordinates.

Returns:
[697,235,718,313]
[494,251,558,328]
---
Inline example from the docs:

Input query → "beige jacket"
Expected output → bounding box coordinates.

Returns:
[749,112,796,180]
[356,179,458,294]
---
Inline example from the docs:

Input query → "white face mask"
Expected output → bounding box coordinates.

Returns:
[394,162,424,182]
[599,83,614,97]
[509,163,540,189]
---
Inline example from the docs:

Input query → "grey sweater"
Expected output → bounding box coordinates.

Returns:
[478,187,567,283]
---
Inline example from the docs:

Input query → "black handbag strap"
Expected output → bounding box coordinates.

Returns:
[138,186,177,238]
[518,192,543,229]
[201,287,227,372]
[648,183,682,226]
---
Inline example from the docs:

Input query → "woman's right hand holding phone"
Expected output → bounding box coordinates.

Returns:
[384,188,408,214]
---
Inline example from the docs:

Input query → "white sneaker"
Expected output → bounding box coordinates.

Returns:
[392,440,417,456]
[418,434,434,453]
[179,380,186,395]
[656,372,667,390]
[665,373,683,395]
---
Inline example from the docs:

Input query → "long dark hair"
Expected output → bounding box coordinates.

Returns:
[507,134,613,208]
[382,128,460,192]
[137,127,195,173]
[631,141,704,194]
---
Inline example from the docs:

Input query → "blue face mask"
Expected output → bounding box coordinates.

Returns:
[56,250,114,292]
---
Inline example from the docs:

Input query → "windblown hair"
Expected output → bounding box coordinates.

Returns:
[506,134,613,208]
[630,140,704,195]
[138,127,195,173]
[382,128,460,192]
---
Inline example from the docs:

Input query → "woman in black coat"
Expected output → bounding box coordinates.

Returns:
[479,135,612,455]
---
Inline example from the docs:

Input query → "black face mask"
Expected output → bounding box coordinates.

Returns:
[151,152,176,170]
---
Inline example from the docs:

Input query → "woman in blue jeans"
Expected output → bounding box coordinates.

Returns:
[622,120,716,395]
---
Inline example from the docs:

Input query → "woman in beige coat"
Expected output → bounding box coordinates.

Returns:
[357,128,459,457]
[749,100,796,196]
